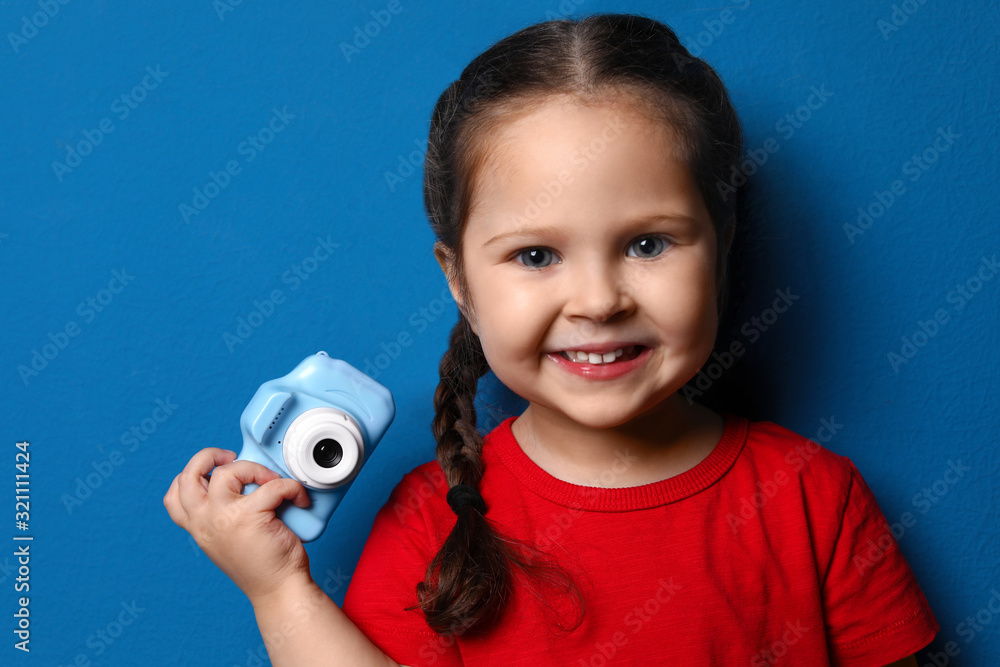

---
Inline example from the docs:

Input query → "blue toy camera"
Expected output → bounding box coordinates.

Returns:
[235,351,395,542]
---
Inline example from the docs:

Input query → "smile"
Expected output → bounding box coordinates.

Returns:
[547,345,652,380]
[559,345,642,365]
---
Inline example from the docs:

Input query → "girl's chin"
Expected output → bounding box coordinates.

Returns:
[531,397,658,430]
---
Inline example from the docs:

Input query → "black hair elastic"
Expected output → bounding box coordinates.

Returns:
[446,483,487,515]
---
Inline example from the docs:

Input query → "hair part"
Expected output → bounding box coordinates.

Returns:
[416,11,744,637]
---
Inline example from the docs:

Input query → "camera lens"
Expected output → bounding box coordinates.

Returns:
[283,407,364,489]
[313,438,343,468]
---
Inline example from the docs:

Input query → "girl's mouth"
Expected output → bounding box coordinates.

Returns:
[559,345,644,365]
[548,345,652,380]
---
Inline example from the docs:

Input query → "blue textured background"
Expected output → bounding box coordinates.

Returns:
[2,1,997,665]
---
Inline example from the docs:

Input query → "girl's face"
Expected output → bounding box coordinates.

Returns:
[440,94,724,430]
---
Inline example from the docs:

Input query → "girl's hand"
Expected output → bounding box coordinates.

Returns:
[163,447,313,602]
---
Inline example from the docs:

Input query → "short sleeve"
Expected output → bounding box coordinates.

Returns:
[822,459,939,665]
[341,474,464,667]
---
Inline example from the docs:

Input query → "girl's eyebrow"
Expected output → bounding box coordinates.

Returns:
[481,214,701,248]
[482,226,562,248]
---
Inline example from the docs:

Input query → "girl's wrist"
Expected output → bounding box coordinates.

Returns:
[248,569,319,611]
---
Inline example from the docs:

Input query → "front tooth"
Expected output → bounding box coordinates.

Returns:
[564,349,631,363]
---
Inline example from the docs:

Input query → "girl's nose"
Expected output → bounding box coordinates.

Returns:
[563,260,636,323]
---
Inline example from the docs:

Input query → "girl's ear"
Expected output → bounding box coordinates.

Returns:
[433,242,461,306]
[434,242,478,332]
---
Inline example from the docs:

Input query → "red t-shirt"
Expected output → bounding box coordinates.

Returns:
[341,413,938,665]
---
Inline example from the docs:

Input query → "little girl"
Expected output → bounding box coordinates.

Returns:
[164,13,938,666]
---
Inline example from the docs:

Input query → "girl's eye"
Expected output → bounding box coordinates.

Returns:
[515,247,559,269]
[627,236,670,259]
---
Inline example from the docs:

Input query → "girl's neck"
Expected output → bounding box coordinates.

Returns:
[510,395,725,488]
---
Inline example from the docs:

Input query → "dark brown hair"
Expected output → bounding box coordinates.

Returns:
[412,12,744,637]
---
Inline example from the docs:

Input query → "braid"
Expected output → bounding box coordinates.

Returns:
[410,313,585,637]
[431,315,489,487]
[412,313,510,635]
